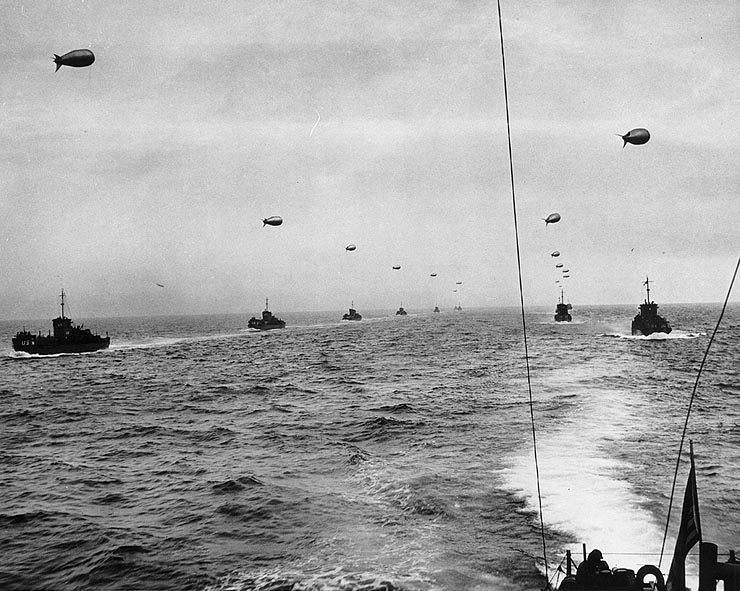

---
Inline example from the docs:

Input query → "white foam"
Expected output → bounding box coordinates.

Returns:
[498,380,667,578]
[607,331,705,340]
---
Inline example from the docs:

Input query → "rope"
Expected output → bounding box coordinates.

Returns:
[496,0,550,578]
[658,252,740,567]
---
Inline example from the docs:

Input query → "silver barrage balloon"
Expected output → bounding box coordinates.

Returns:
[544,213,561,226]
[619,128,650,147]
[53,49,95,72]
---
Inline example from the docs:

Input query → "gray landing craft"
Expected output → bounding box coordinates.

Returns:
[342,303,362,321]
[554,289,572,322]
[631,277,671,336]
[12,290,110,355]
[247,298,285,330]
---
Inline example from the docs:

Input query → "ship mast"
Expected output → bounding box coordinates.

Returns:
[644,276,651,303]
[60,289,66,319]
[265,297,269,311]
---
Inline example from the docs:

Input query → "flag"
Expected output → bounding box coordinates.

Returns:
[666,450,702,591]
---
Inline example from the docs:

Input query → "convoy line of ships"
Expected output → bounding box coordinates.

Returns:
[10,280,670,355]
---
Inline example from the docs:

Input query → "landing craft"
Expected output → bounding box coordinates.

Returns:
[455,281,463,285]
[392,265,401,270]
[430,273,437,277]
[262,216,283,227]
[53,49,95,72]
[563,269,570,273]
[556,264,563,268]
[551,251,560,257]
[618,128,650,147]
[544,213,561,226]
[345,244,356,251]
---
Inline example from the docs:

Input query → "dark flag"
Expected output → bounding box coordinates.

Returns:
[666,449,702,591]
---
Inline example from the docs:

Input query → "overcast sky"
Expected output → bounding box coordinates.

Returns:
[1,1,738,319]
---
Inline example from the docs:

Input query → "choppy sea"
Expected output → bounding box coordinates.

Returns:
[1,304,738,591]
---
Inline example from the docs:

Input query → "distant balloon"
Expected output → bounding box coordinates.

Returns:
[551,251,561,257]
[262,216,283,227]
[53,49,95,72]
[555,263,563,268]
[430,273,437,277]
[544,213,561,226]
[345,244,356,251]
[619,128,650,147]
[392,265,401,270]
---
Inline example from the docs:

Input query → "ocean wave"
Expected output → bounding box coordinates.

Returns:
[205,567,401,591]
[212,475,265,494]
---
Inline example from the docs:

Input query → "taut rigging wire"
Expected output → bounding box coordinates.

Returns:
[658,252,740,567]
[495,0,550,579]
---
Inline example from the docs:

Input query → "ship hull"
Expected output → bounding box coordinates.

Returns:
[631,316,672,336]
[12,338,110,355]
[247,321,285,330]
[554,303,572,322]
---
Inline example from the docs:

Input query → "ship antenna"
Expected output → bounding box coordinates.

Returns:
[658,252,740,567]
[497,0,550,580]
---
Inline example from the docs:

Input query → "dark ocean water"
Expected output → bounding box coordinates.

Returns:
[1,304,738,591]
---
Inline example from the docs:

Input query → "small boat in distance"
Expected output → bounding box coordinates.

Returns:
[454,305,462,311]
[554,289,572,322]
[12,290,110,355]
[433,306,440,313]
[342,302,362,321]
[631,277,671,336]
[396,306,407,316]
[248,298,286,330]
